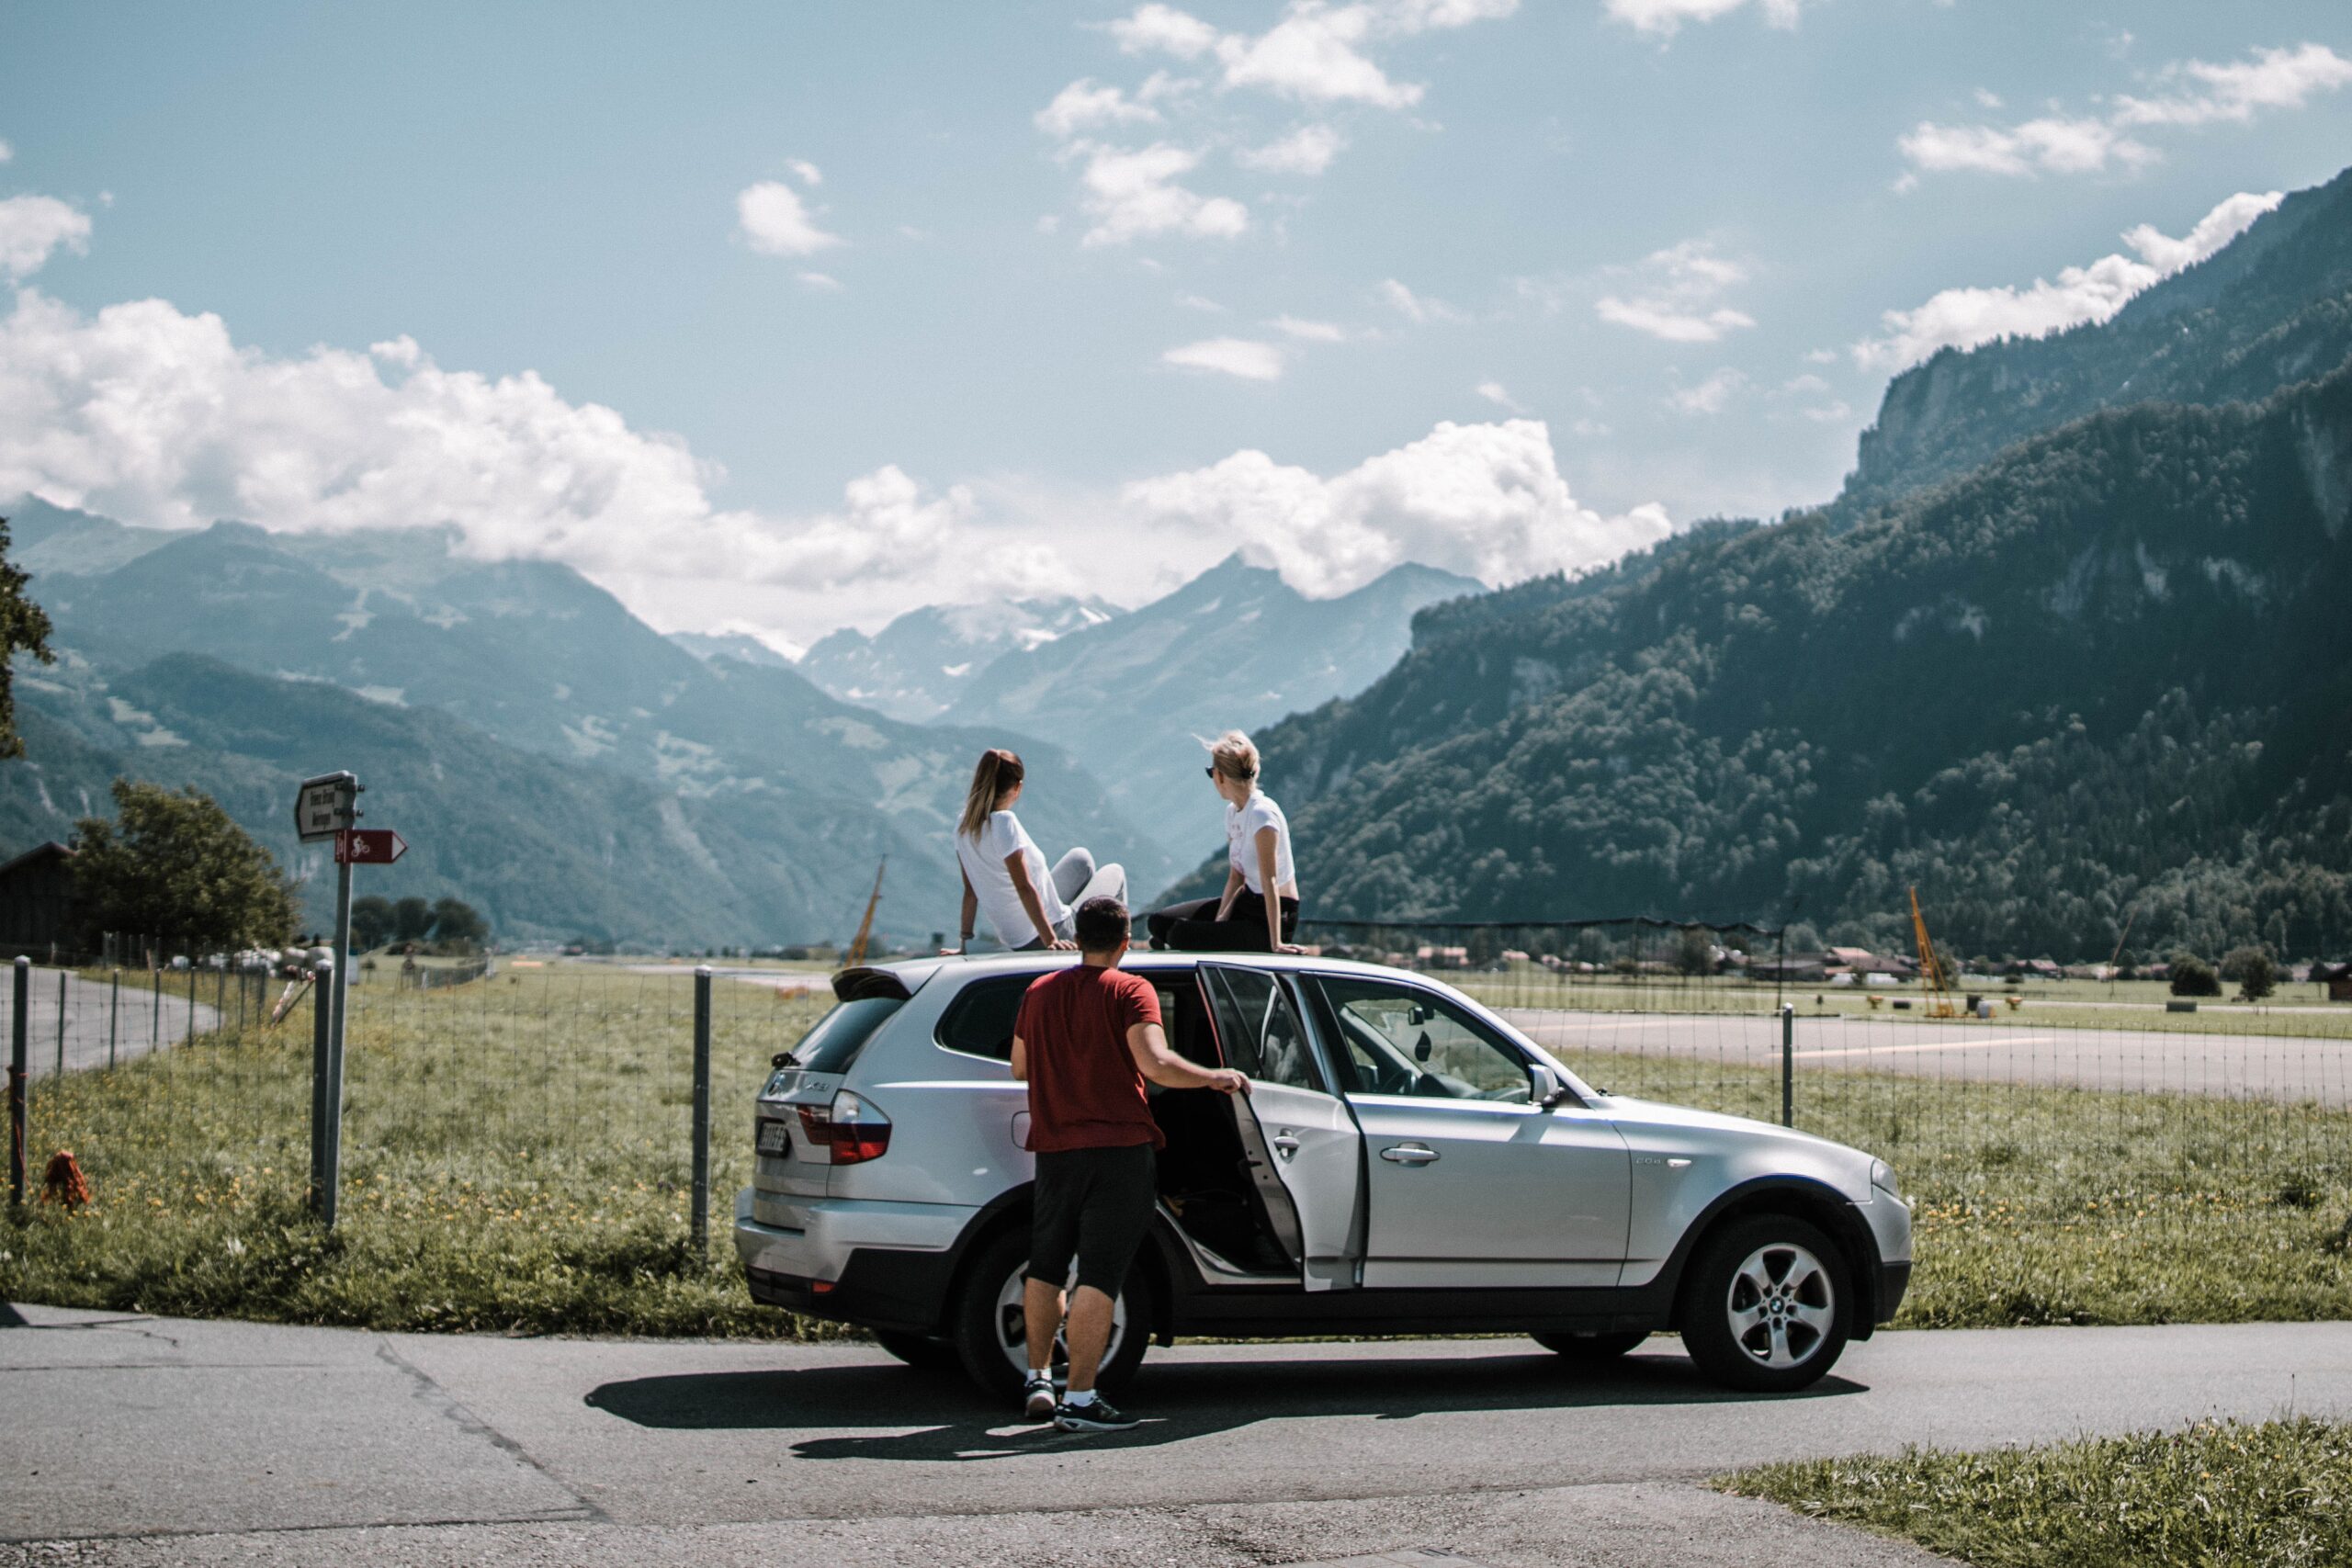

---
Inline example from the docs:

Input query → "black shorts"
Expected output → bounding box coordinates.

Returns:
[1029,1142,1157,1298]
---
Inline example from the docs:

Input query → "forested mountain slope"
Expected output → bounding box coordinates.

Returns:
[1844,165,2352,513]
[1243,361,2352,959]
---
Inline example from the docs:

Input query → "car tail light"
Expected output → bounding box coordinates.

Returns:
[797,1089,892,1165]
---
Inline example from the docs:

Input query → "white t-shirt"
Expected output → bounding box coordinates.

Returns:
[957,810,1068,948]
[1227,791,1296,897]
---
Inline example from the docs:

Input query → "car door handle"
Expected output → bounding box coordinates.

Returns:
[1380,1143,1440,1166]
[1271,1134,1301,1159]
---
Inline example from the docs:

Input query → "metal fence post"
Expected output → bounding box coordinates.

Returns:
[54,968,66,1077]
[9,957,28,1207]
[1780,1002,1794,1128]
[691,965,713,1257]
[108,970,119,1068]
[311,956,338,1224]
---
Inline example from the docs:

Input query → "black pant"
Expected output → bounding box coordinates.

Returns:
[1029,1143,1158,1297]
[1147,890,1301,953]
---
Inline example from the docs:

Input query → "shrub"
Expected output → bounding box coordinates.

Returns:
[2221,945,2278,1001]
[2169,953,2221,997]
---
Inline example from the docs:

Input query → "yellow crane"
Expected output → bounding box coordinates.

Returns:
[844,858,887,969]
[1909,886,1960,1019]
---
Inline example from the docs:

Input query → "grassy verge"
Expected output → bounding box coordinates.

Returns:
[3,972,2349,1336]
[1721,1418,2352,1567]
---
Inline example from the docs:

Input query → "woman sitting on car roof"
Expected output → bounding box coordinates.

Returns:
[952,748,1126,953]
[1146,730,1303,954]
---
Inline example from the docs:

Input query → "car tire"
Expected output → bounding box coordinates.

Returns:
[1532,1329,1651,1362]
[1678,1213,1851,1393]
[871,1330,961,1371]
[948,1229,1154,1402]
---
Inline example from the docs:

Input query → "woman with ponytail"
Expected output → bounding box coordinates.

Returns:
[952,749,1126,953]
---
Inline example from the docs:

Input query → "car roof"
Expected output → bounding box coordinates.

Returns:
[870,949,1457,992]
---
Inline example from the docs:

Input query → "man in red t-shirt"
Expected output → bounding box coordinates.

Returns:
[1011,896,1248,1431]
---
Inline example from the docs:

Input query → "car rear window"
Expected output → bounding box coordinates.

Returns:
[789,997,904,1074]
[934,975,1046,1061]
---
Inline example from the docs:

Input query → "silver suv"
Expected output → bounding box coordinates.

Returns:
[736,953,1911,1396]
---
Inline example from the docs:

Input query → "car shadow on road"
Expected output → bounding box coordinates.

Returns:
[586,1347,1867,1462]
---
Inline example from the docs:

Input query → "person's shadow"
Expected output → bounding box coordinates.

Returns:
[584,1344,1867,1462]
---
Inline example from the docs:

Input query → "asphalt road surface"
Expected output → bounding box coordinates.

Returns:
[1505,1008,2352,1106]
[0,968,221,1079]
[6,1304,2347,1566]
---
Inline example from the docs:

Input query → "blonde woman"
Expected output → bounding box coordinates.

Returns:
[1146,731,1303,953]
[953,749,1126,953]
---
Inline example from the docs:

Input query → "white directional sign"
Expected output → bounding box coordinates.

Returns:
[294,772,359,842]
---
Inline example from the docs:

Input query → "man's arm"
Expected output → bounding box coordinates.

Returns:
[1010,1033,1028,1081]
[1126,1020,1248,1094]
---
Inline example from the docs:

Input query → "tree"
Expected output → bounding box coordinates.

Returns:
[72,780,299,952]
[1674,927,1716,976]
[2169,952,2221,998]
[429,897,489,952]
[0,516,54,760]
[350,896,395,953]
[391,897,433,943]
[2221,945,2277,1002]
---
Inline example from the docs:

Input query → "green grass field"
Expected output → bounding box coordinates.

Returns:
[4,967,2349,1337]
[1722,1418,2352,1568]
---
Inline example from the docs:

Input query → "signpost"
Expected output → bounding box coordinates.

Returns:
[292,773,407,1228]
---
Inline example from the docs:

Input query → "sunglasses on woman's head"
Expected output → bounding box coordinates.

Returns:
[1206,767,1255,780]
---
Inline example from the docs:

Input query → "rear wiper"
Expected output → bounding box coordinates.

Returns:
[771,1051,801,1069]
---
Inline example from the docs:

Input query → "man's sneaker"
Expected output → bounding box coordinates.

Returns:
[1053,1394,1140,1433]
[1022,1373,1057,1419]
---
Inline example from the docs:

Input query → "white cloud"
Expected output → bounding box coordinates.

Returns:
[2112,41,2352,127]
[1379,276,1466,323]
[1897,44,2349,189]
[0,141,12,164]
[0,287,1108,645]
[1604,0,1802,38]
[1177,291,1227,312]
[1853,188,2282,370]
[1667,368,1745,415]
[1973,87,2004,109]
[1122,417,1671,597]
[1593,240,1755,343]
[1035,78,1162,137]
[1238,123,1347,175]
[1474,380,1525,412]
[786,158,824,186]
[1072,142,1249,245]
[1104,0,1514,110]
[1109,3,1222,59]
[1216,4,1421,109]
[1897,115,2154,181]
[0,195,92,282]
[1272,314,1347,342]
[797,271,843,291]
[735,180,842,257]
[1163,336,1284,380]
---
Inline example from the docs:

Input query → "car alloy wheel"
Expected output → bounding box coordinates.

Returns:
[989,1256,1131,1388]
[1724,1240,1836,1371]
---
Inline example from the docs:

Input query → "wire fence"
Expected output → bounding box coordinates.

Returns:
[4,923,2348,1333]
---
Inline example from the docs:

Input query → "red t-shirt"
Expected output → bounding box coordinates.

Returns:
[1016,965,1165,1152]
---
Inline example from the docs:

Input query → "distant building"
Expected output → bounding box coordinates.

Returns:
[0,841,78,958]
[2317,962,2352,1004]
[1749,953,1828,983]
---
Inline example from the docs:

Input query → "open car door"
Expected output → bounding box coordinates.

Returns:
[1203,964,1365,1291]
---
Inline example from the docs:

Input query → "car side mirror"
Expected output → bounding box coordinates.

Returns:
[1527,1062,1571,1109]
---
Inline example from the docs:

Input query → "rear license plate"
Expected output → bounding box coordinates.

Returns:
[757,1119,792,1157]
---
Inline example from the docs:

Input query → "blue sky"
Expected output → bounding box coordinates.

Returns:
[2,1,2347,647]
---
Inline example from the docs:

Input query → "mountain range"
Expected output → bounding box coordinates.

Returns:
[1211,164,2352,962]
[789,596,1123,723]
[4,507,1158,945]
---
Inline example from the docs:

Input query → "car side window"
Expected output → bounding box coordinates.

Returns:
[1313,976,1530,1102]
[933,974,1047,1062]
[1204,967,1327,1094]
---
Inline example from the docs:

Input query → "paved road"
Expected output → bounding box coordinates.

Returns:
[1507,1008,2352,1106]
[6,1305,2347,1565]
[0,968,222,1079]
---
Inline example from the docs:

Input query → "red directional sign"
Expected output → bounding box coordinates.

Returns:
[334,829,408,866]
